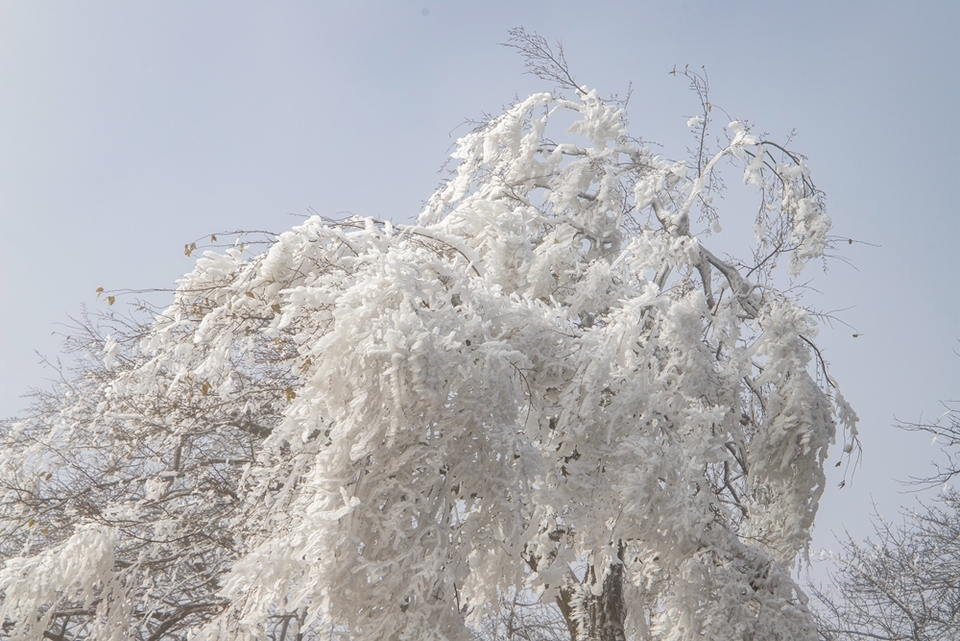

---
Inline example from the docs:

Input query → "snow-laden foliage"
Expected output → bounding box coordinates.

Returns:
[0,73,856,640]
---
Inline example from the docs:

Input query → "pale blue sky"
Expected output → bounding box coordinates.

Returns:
[1,1,958,567]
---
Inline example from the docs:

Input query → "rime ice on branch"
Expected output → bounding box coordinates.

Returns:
[0,64,856,641]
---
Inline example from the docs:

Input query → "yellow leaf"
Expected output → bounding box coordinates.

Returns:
[106,296,116,306]
[245,291,255,299]
[271,303,282,314]
[95,287,104,296]
[210,234,217,243]
[201,382,211,396]
[184,242,197,257]
[300,357,312,374]
[27,519,34,527]
[284,387,297,402]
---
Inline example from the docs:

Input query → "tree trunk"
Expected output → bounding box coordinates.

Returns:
[556,551,627,641]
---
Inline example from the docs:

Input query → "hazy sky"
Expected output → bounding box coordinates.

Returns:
[1,0,958,572]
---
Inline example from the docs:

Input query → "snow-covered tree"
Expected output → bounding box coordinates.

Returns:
[0,32,857,641]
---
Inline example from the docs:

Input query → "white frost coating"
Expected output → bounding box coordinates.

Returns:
[0,86,854,641]
[727,120,758,152]
[788,195,832,275]
[565,89,626,147]
[0,526,117,639]
[102,334,121,369]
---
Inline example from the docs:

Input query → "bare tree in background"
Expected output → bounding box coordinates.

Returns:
[812,404,960,640]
